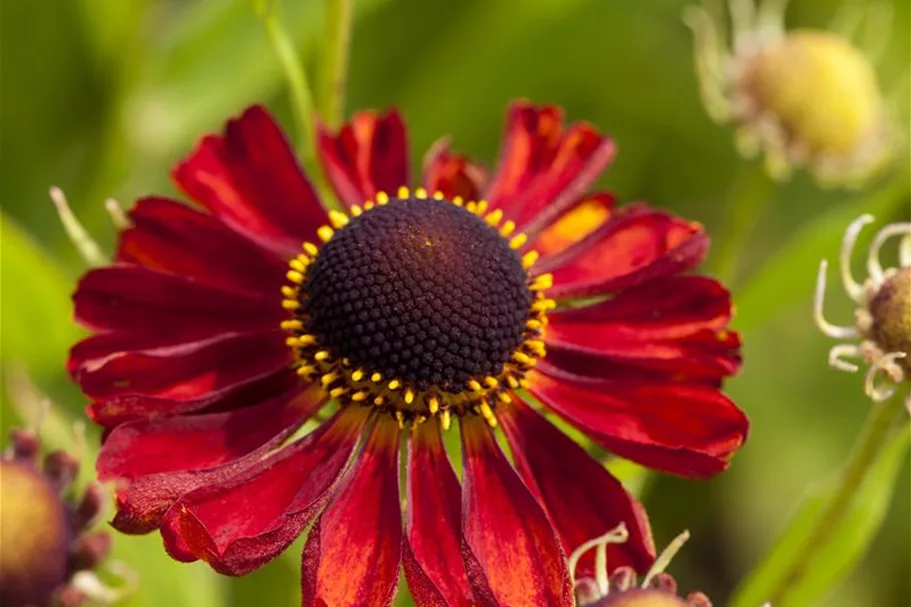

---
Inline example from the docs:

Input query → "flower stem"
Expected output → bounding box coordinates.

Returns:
[711,161,775,286]
[318,0,353,127]
[254,0,317,168]
[766,394,906,605]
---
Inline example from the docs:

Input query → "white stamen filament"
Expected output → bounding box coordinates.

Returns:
[641,529,691,588]
[49,186,106,267]
[815,260,860,339]
[105,198,131,229]
[864,352,906,402]
[840,214,874,301]
[868,222,911,286]
[567,523,630,592]
[828,344,861,373]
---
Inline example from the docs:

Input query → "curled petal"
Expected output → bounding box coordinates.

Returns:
[73,266,282,334]
[421,137,489,202]
[160,407,368,575]
[499,399,655,577]
[460,415,573,607]
[302,417,402,607]
[538,207,709,300]
[76,330,290,402]
[317,110,410,209]
[173,105,328,256]
[528,367,749,478]
[545,276,741,382]
[531,192,615,257]
[485,102,616,237]
[116,197,286,294]
[99,382,320,533]
[86,368,295,428]
[403,422,474,607]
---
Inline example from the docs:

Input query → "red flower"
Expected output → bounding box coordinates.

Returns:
[70,102,747,607]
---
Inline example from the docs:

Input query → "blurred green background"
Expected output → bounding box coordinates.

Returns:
[1,0,909,606]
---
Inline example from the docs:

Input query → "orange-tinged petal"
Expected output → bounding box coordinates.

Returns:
[302,417,402,607]
[460,416,573,607]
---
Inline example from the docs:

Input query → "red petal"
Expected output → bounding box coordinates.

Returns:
[538,207,709,300]
[317,110,410,209]
[485,102,615,237]
[421,137,489,202]
[527,367,749,478]
[99,382,320,533]
[73,265,282,334]
[544,276,741,382]
[403,422,474,607]
[498,399,655,577]
[86,367,295,428]
[76,330,290,402]
[460,416,573,607]
[302,417,402,607]
[531,192,615,258]
[116,197,286,294]
[161,407,368,575]
[172,105,327,256]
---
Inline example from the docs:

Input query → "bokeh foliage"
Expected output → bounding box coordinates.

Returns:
[1,0,908,606]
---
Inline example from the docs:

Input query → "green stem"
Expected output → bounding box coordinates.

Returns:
[711,161,775,286]
[766,395,906,606]
[255,0,317,170]
[319,0,353,127]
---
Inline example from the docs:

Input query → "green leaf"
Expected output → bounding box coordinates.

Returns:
[735,174,909,331]
[0,213,81,374]
[730,418,911,607]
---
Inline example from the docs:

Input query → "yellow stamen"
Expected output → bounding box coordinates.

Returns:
[452,196,464,207]
[531,273,553,290]
[297,334,316,346]
[509,234,528,249]
[526,319,543,330]
[485,209,503,227]
[314,350,331,361]
[364,201,375,210]
[352,391,369,402]
[351,369,365,382]
[468,379,483,392]
[498,392,512,404]
[376,191,390,204]
[317,226,334,243]
[484,376,498,388]
[440,409,452,431]
[374,395,385,406]
[371,372,383,383]
[303,242,319,257]
[432,191,445,200]
[329,387,347,399]
[507,376,520,388]
[350,205,363,217]
[428,397,440,415]
[297,365,316,376]
[281,300,300,310]
[522,251,539,269]
[287,265,305,279]
[514,352,534,366]
[404,389,415,404]
[395,411,405,429]
[500,220,516,237]
[320,372,339,386]
[475,200,489,215]
[397,186,410,199]
[415,187,428,199]
[388,379,401,391]
[280,320,303,331]
[328,210,349,229]
[281,286,297,298]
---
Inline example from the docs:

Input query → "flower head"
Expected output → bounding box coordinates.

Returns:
[69,101,748,606]
[0,429,112,607]
[685,0,897,186]
[571,526,712,607]
[814,214,911,409]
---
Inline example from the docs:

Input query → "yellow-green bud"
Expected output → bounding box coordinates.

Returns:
[0,460,70,607]
[745,30,882,158]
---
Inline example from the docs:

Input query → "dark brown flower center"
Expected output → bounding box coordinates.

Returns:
[301,197,532,392]
[868,267,911,372]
